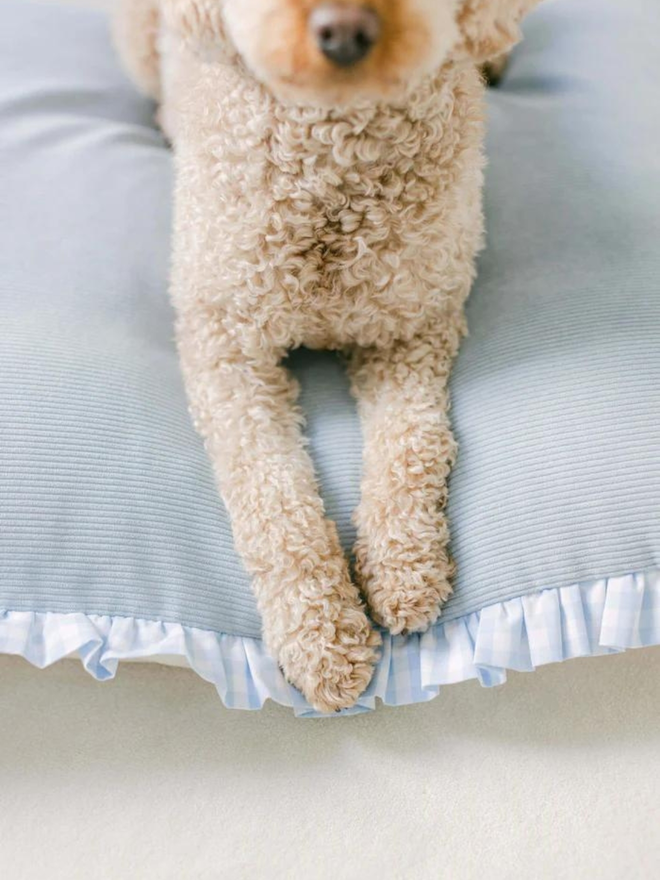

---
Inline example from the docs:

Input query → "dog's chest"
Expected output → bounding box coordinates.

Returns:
[178,66,484,350]
[259,166,438,347]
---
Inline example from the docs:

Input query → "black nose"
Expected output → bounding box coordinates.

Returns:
[309,4,381,68]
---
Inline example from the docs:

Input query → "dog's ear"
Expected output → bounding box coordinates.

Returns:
[162,0,228,54]
[453,0,539,64]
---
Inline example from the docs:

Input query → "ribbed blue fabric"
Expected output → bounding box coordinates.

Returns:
[0,0,658,641]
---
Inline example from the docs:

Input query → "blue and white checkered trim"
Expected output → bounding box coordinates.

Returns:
[1,569,659,718]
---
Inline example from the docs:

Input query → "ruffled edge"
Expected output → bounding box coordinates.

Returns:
[1,569,659,718]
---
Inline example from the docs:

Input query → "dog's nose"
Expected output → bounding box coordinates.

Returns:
[309,4,381,68]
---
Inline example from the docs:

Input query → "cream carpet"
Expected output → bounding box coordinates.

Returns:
[3,649,660,879]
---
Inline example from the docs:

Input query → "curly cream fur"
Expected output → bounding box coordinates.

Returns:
[114,0,539,712]
[113,0,163,99]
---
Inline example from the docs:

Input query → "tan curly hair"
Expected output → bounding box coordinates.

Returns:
[115,0,540,712]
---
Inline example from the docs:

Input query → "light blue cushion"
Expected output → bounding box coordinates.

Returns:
[1,0,658,714]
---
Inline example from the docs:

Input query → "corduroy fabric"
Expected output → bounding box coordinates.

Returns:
[0,0,658,640]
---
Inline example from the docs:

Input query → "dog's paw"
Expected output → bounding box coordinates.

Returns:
[278,605,381,714]
[358,553,454,636]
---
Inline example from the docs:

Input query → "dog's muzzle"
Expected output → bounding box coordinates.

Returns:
[309,4,381,68]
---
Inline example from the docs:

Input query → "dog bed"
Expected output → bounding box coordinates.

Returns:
[1,0,658,716]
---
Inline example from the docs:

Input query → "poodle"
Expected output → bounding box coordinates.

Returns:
[114,0,539,713]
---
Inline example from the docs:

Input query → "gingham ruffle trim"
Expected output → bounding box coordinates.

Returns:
[1,569,659,718]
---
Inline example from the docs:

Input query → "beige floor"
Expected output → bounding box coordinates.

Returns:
[3,649,660,880]
[5,2,660,878]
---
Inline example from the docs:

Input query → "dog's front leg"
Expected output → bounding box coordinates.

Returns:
[349,324,462,634]
[176,308,380,712]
